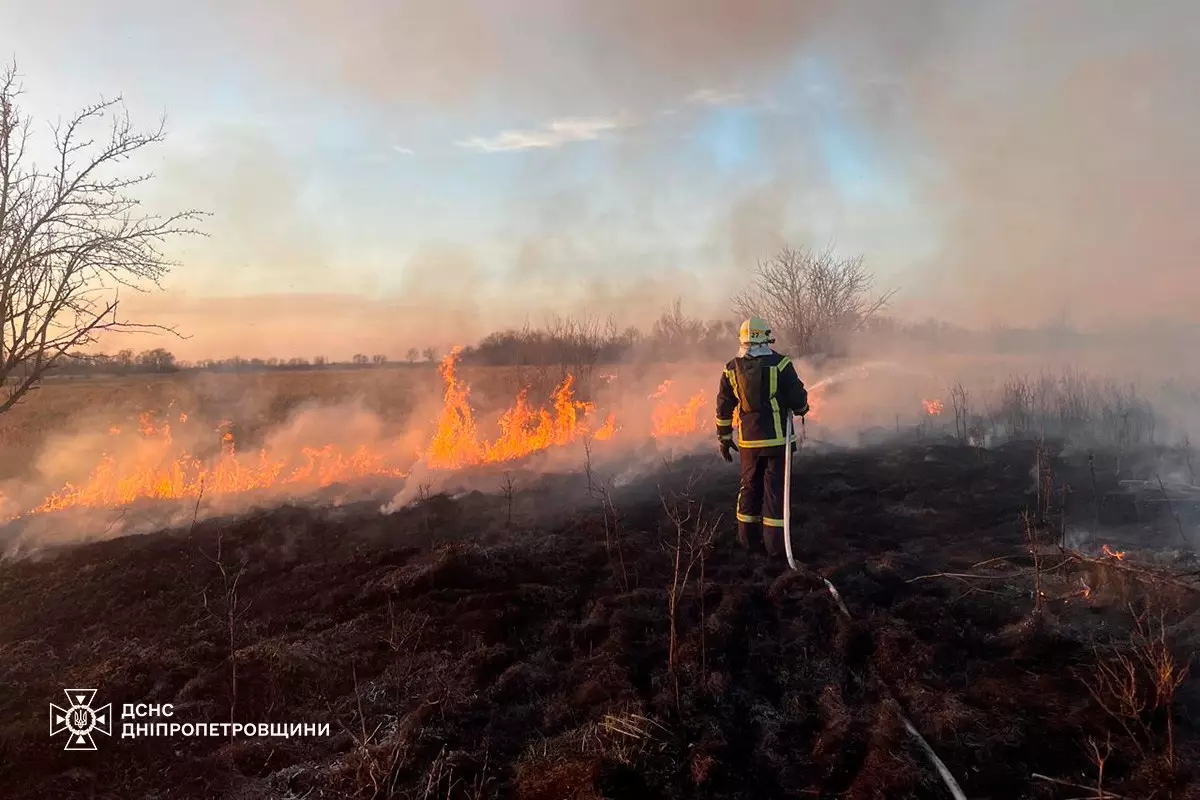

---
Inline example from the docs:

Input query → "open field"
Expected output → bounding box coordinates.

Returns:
[0,437,1198,798]
[1,357,1198,798]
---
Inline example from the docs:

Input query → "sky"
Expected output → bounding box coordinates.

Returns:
[2,0,1198,361]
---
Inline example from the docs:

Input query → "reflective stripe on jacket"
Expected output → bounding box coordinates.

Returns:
[715,351,810,448]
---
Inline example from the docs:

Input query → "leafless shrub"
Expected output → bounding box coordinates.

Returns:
[384,597,429,654]
[950,382,970,443]
[200,529,251,736]
[732,244,895,358]
[1000,377,1035,439]
[651,298,705,348]
[1087,733,1112,798]
[585,436,628,591]
[330,664,405,799]
[660,475,721,710]
[1021,509,1046,619]
[961,369,1162,451]
[0,62,205,415]
[1084,606,1190,767]
[543,312,615,393]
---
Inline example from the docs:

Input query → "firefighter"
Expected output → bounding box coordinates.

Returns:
[715,317,810,558]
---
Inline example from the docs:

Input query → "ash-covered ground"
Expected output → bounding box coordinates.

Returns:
[1,436,1198,799]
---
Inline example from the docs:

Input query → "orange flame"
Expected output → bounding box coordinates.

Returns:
[422,347,614,469]
[1101,543,1126,560]
[649,380,673,400]
[24,349,631,517]
[649,380,707,438]
[32,439,410,514]
[923,398,944,416]
[593,413,618,441]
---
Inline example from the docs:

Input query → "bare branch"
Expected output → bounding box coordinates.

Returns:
[0,62,205,414]
[733,244,896,357]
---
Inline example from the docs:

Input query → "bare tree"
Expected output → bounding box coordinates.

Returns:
[0,63,204,414]
[405,347,419,363]
[650,297,706,356]
[732,244,895,357]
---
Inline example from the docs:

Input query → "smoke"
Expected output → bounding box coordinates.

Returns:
[9,0,1184,360]
[189,0,1198,330]
[3,339,1199,559]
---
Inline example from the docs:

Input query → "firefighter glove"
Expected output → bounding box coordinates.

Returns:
[719,439,736,462]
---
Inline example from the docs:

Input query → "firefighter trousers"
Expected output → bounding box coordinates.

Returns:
[736,444,788,556]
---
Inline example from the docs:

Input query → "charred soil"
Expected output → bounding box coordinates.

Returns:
[1,439,1198,799]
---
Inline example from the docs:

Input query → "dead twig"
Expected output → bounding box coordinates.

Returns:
[200,527,251,737]
[500,471,515,527]
[1031,772,1127,799]
[907,558,1074,585]
[1061,549,1200,594]
[659,474,721,710]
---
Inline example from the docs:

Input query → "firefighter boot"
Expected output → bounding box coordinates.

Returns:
[737,520,767,556]
[762,523,784,559]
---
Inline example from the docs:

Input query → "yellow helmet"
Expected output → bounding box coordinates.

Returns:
[738,316,773,345]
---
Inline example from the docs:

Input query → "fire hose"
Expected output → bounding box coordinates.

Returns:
[782,412,967,800]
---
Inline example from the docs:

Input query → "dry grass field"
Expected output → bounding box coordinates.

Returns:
[1,356,1198,799]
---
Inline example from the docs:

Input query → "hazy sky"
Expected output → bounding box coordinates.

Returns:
[2,0,1197,360]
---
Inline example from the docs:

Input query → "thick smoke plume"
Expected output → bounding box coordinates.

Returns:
[10,0,1190,360]
[205,0,1200,330]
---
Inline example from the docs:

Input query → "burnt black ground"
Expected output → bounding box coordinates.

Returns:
[1,438,1198,799]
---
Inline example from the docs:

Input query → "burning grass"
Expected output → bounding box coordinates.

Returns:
[5,354,1198,538]
[2,351,704,523]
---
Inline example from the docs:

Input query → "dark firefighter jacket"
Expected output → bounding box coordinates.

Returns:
[716,351,810,448]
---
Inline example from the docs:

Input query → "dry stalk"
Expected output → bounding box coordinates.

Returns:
[950,381,969,443]
[585,437,629,591]
[1061,549,1200,595]
[1183,435,1196,485]
[1022,509,1045,617]
[1087,733,1112,798]
[1082,605,1190,767]
[659,475,721,711]
[1031,772,1127,799]
[384,597,429,654]
[500,472,515,527]
[189,476,206,536]
[330,664,404,799]
[200,528,251,737]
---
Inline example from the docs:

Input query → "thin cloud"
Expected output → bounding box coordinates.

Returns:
[456,116,629,153]
[392,144,416,156]
[686,87,744,106]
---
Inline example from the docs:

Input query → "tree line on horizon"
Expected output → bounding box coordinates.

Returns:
[44,303,1112,379]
